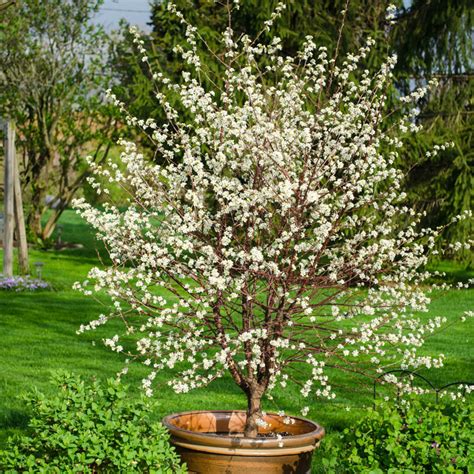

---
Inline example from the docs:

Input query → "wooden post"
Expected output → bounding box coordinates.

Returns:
[14,146,29,274]
[3,121,15,277]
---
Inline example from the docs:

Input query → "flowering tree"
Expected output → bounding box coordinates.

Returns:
[74,3,472,437]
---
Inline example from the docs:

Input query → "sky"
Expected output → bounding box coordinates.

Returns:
[93,0,153,32]
[92,0,413,32]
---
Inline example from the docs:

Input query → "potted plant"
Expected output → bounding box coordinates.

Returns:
[74,2,470,472]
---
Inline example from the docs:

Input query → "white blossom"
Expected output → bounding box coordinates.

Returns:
[74,9,471,416]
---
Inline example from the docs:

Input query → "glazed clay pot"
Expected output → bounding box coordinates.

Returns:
[162,410,324,474]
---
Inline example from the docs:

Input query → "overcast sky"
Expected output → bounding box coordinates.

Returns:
[93,0,153,32]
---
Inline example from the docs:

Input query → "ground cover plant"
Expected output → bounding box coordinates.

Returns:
[0,276,49,292]
[72,1,473,438]
[320,395,474,473]
[0,372,186,473]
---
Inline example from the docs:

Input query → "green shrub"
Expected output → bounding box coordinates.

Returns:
[0,372,187,473]
[320,396,474,473]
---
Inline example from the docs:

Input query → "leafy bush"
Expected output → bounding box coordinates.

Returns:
[0,372,187,473]
[321,396,474,473]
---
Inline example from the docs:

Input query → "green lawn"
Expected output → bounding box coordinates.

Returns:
[0,210,473,469]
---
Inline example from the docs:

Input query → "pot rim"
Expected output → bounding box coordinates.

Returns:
[162,409,325,451]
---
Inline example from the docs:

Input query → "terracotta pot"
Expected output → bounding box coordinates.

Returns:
[163,410,324,474]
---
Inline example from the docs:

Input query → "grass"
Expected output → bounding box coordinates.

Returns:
[0,210,473,469]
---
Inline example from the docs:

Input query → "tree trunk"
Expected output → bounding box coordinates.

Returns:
[3,120,15,277]
[244,386,264,438]
[27,178,47,241]
[27,203,43,241]
[42,206,63,240]
[13,158,29,274]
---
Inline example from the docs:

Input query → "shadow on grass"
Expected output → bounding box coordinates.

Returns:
[427,260,474,283]
[0,409,30,433]
[43,209,109,262]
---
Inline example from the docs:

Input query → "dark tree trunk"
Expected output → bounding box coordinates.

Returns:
[27,202,43,241]
[244,385,264,438]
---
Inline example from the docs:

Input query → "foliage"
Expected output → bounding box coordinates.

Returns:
[0,372,186,473]
[392,0,473,265]
[402,84,473,266]
[320,396,474,473]
[74,3,472,437]
[393,0,472,75]
[0,0,119,243]
[0,1,14,13]
[148,0,397,66]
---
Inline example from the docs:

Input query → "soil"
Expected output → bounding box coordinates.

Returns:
[211,431,293,438]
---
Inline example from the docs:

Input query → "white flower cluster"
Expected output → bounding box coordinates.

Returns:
[76,313,108,334]
[385,4,398,24]
[74,5,472,412]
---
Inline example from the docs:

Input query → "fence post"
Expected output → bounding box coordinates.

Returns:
[14,143,29,274]
[3,120,15,277]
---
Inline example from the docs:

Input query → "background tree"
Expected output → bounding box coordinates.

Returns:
[0,1,15,12]
[110,0,472,263]
[392,0,473,264]
[0,0,119,243]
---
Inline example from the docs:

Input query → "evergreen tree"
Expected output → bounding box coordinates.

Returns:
[392,0,473,264]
